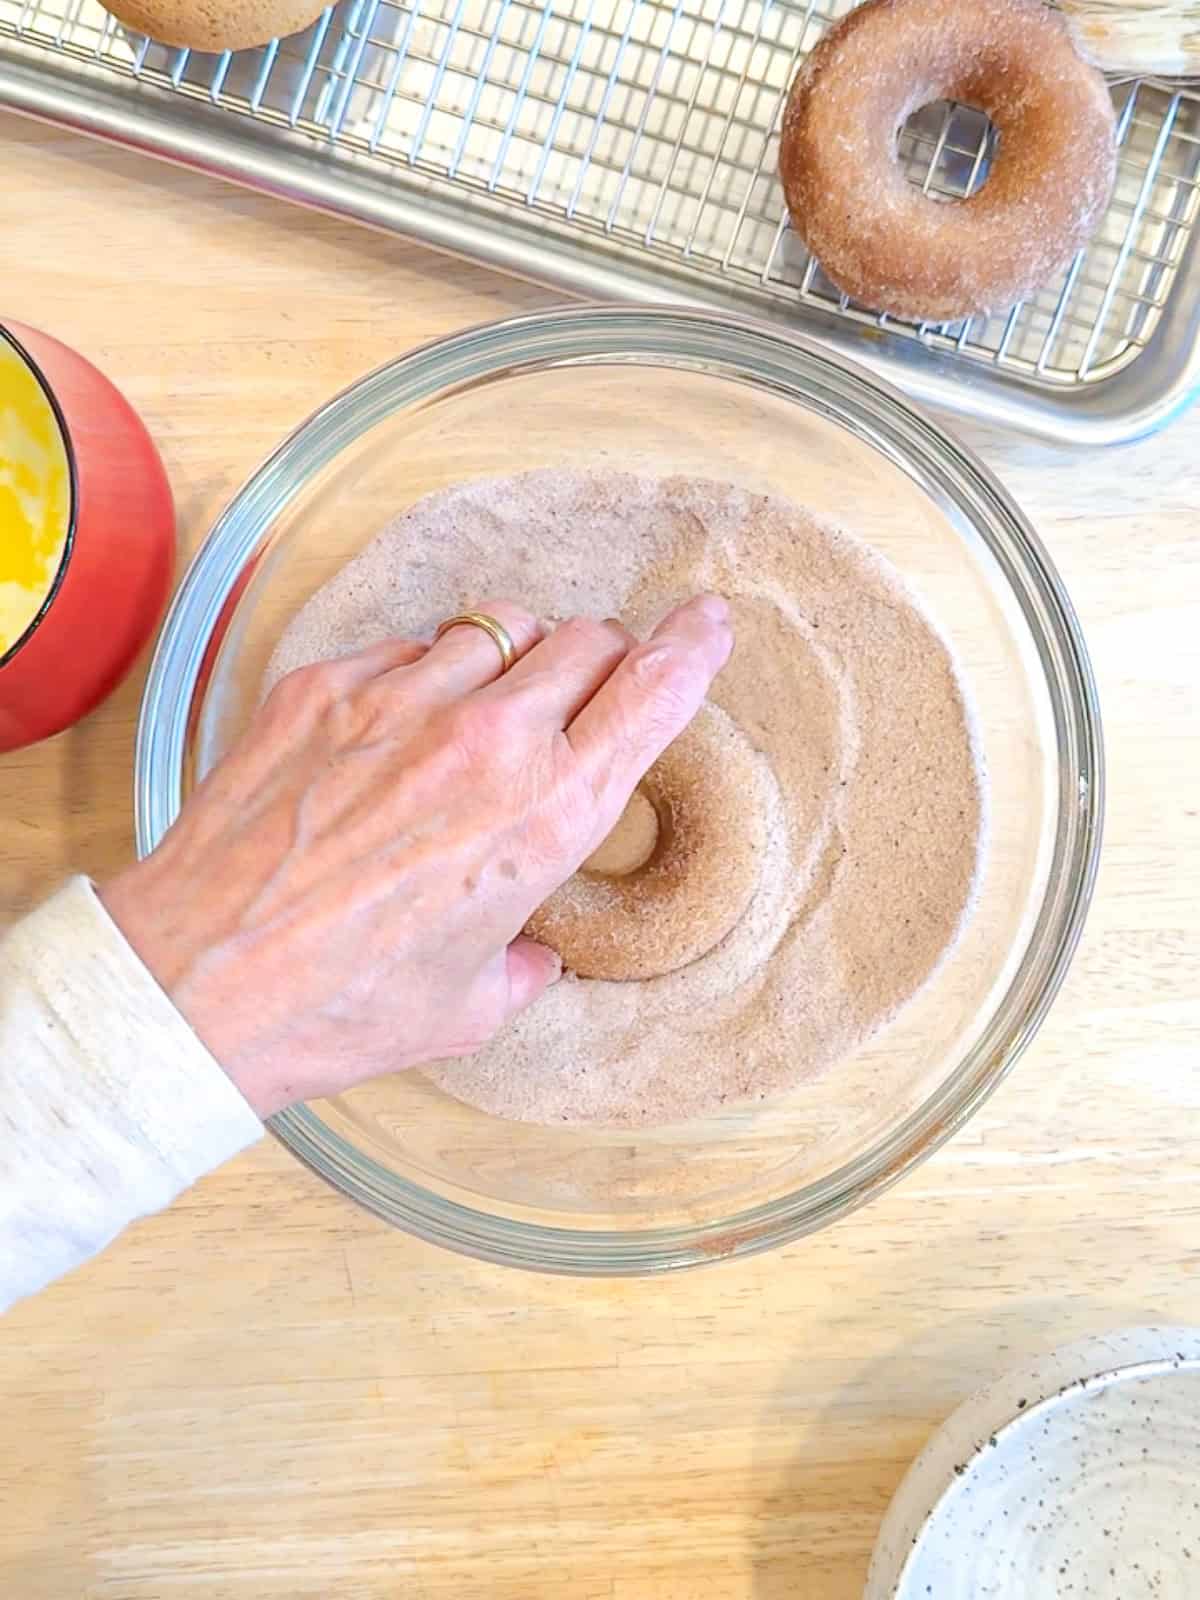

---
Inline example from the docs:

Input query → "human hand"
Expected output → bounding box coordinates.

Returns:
[100,595,732,1116]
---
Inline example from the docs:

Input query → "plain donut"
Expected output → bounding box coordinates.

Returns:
[526,704,764,982]
[779,0,1117,323]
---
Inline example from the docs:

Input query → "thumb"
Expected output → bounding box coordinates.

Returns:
[503,935,563,1019]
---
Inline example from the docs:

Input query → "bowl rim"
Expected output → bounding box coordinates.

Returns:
[135,302,1104,1274]
[865,1327,1200,1597]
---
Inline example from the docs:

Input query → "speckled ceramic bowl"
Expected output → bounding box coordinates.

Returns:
[134,305,1102,1273]
[867,1327,1200,1597]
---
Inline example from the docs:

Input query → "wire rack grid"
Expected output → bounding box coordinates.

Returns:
[3,0,1200,405]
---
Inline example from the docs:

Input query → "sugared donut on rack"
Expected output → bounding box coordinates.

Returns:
[526,704,766,982]
[779,0,1117,323]
[100,0,326,51]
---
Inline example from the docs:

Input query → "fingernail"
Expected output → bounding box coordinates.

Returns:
[695,594,730,623]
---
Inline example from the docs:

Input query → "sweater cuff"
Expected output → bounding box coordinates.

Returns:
[15,876,264,1185]
[1,876,264,1308]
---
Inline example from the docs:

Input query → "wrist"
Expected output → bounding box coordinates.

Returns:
[98,863,279,1119]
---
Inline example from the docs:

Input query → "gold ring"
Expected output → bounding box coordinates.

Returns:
[434,611,518,674]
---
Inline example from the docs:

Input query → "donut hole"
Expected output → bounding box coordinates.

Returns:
[897,100,998,202]
[583,787,661,879]
[526,704,766,982]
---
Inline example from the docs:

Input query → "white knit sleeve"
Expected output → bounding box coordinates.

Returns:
[0,876,262,1310]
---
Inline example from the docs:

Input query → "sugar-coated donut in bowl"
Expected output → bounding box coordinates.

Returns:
[779,0,1117,323]
[526,703,769,982]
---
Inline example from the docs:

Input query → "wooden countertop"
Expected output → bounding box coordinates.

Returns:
[2,112,1198,1600]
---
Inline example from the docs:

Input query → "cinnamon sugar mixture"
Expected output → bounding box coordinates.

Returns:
[265,470,986,1127]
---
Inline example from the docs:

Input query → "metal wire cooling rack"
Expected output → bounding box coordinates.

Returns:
[3,0,1200,440]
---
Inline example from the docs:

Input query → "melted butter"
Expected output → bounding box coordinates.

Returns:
[0,339,70,656]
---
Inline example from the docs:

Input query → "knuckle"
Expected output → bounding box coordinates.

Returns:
[346,680,405,742]
[265,660,338,717]
[439,698,504,763]
[483,692,533,743]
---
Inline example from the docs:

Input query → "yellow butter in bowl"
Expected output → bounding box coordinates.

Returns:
[0,337,70,658]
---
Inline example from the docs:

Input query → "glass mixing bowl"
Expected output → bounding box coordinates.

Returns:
[135,305,1102,1273]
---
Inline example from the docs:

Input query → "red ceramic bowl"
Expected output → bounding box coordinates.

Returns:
[0,322,176,752]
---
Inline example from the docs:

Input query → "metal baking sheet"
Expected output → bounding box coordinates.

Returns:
[4,0,1200,442]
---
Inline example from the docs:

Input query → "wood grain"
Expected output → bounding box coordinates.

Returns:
[1,111,1198,1600]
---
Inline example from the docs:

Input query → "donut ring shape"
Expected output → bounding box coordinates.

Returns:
[526,704,765,982]
[779,0,1117,324]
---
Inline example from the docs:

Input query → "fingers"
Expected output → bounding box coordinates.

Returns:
[566,594,733,814]
[480,615,635,727]
[330,636,429,687]
[409,600,543,699]
[259,638,429,735]
[503,936,563,1017]
[452,937,562,1057]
